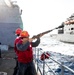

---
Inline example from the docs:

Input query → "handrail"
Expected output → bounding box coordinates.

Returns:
[50,57,74,73]
[34,48,74,75]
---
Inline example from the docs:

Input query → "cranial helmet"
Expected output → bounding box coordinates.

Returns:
[20,31,29,37]
[15,28,22,35]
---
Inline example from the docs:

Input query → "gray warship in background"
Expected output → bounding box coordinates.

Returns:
[50,13,74,44]
[0,0,23,47]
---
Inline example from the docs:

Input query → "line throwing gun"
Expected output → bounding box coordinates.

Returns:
[32,24,64,39]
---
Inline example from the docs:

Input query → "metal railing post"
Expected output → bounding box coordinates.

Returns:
[35,47,37,63]
[61,62,64,75]
[37,48,40,72]
[43,52,45,75]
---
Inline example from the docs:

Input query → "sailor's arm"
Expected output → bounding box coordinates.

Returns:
[16,38,30,51]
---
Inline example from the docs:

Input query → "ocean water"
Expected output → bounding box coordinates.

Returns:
[36,35,74,75]
[39,35,74,56]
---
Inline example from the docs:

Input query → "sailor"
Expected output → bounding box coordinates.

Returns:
[14,30,42,75]
[13,28,22,75]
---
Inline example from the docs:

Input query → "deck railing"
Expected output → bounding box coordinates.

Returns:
[33,48,74,75]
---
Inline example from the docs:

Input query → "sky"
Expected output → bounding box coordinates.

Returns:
[14,0,74,36]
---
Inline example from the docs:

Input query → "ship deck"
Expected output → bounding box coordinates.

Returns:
[0,47,16,75]
[0,48,40,75]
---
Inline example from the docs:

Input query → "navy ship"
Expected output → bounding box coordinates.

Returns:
[50,13,74,44]
[0,0,23,47]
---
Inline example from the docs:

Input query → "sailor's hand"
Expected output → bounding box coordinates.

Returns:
[29,38,33,42]
[32,35,37,39]
[32,34,43,39]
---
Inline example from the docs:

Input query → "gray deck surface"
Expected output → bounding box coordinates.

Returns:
[0,48,16,75]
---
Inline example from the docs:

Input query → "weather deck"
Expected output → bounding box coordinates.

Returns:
[0,48,16,75]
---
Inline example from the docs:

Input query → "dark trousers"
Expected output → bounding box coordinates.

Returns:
[17,61,37,75]
[13,59,18,75]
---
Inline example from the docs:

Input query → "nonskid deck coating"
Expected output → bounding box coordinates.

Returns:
[0,48,16,75]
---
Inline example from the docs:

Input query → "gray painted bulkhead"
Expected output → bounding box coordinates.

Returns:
[0,0,23,47]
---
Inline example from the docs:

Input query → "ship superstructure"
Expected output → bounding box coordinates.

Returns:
[0,0,23,47]
[50,13,74,43]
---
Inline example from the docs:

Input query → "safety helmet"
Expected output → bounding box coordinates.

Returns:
[20,31,29,37]
[15,28,22,35]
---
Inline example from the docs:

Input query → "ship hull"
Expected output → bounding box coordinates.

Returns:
[0,23,22,47]
[50,34,74,44]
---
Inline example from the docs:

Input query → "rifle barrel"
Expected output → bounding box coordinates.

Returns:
[32,24,64,39]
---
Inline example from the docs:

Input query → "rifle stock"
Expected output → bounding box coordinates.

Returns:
[32,24,64,39]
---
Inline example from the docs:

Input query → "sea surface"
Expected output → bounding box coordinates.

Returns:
[36,35,74,75]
